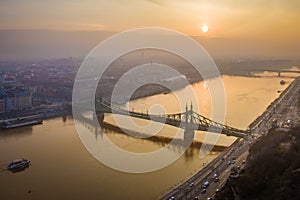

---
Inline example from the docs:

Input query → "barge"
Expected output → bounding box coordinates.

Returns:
[0,119,43,129]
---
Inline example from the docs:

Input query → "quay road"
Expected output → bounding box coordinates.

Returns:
[249,77,300,135]
[162,136,251,200]
[162,77,300,200]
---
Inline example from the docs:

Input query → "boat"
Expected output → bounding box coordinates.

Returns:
[0,119,43,129]
[280,80,286,85]
[7,159,31,170]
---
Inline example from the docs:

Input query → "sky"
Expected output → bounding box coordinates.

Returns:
[0,0,299,60]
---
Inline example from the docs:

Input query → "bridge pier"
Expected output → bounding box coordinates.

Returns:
[93,112,104,123]
[94,94,106,123]
[184,128,195,142]
[183,103,196,141]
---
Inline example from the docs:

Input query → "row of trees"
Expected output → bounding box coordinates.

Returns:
[215,127,300,200]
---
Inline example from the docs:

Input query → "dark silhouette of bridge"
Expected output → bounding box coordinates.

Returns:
[74,98,249,139]
[247,69,300,77]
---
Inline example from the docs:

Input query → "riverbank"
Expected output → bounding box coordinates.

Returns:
[213,77,300,200]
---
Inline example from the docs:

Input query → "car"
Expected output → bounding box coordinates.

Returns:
[227,161,231,165]
[203,181,209,188]
[212,173,218,180]
[214,177,219,182]
[242,160,246,164]
[189,182,194,187]
[230,171,236,176]
[200,189,206,194]
[194,197,199,200]
[168,196,175,200]
[207,198,213,200]
[215,188,220,193]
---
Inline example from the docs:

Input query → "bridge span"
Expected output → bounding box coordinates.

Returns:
[247,69,300,77]
[74,98,249,139]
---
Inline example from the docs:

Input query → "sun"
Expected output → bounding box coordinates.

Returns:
[201,25,208,33]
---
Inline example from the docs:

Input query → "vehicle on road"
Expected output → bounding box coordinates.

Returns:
[212,173,218,180]
[200,189,206,194]
[202,181,210,188]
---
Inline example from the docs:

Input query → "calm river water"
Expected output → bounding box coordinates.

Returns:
[0,75,293,200]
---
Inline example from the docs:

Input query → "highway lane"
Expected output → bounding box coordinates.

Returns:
[199,141,250,200]
[163,139,246,200]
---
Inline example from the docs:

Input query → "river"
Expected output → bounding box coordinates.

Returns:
[0,75,294,200]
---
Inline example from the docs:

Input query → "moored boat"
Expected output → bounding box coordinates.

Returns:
[0,119,43,129]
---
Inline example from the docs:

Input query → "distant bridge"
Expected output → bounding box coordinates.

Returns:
[74,98,249,139]
[247,69,300,77]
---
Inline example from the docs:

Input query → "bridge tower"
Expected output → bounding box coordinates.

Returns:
[95,94,104,122]
[184,103,195,141]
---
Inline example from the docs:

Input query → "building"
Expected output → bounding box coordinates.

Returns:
[4,90,15,112]
[15,88,32,111]
[1,87,32,113]
[0,89,5,113]
[2,76,17,88]
[0,73,4,82]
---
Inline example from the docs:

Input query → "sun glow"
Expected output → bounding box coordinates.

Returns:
[201,25,208,33]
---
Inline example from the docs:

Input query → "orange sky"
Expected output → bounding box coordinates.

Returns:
[1,0,300,40]
[0,0,299,60]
